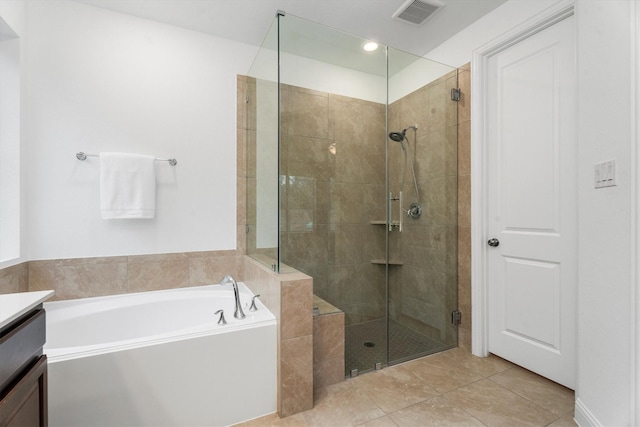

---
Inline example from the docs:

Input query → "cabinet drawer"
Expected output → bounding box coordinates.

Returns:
[0,355,47,427]
[0,309,46,396]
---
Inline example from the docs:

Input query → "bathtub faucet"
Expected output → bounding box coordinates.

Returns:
[219,275,246,319]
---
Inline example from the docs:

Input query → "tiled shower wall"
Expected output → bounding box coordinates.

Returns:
[388,70,459,345]
[243,82,388,326]
[271,74,461,345]
[239,75,315,417]
[242,256,314,417]
[243,65,472,344]
[280,85,387,325]
[456,63,472,351]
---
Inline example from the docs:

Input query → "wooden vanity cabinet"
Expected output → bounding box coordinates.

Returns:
[0,307,47,427]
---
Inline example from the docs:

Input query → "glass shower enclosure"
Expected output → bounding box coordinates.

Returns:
[246,12,459,376]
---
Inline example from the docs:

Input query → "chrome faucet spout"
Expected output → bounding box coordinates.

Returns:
[219,275,246,319]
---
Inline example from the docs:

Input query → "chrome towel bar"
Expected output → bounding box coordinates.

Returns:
[76,152,177,166]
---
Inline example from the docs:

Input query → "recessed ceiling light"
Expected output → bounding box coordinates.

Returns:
[363,42,379,52]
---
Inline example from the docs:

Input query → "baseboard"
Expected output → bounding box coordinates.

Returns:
[574,398,602,427]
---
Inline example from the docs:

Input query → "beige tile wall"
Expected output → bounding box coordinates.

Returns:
[0,262,29,294]
[387,70,459,346]
[243,256,314,417]
[237,75,251,258]
[312,296,345,390]
[457,63,472,351]
[239,76,315,418]
[277,85,387,326]
[0,250,313,419]
[24,250,244,301]
[242,77,278,263]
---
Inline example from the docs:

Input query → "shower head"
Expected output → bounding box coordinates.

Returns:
[388,125,417,150]
[388,131,406,142]
[388,131,407,151]
[388,124,418,142]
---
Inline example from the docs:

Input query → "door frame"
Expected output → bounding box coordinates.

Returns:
[470,0,575,358]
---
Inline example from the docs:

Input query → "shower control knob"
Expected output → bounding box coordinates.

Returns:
[487,238,500,247]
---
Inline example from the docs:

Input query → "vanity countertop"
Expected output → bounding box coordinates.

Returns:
[0,290,55,329]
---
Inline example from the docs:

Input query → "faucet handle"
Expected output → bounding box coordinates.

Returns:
[215,309,227,325]
[249,294,261,312]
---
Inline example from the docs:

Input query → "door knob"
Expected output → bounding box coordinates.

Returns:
[487,238,500,247]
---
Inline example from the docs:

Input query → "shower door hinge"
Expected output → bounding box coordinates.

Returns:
[451,310,462,325]
[450,88,461,102]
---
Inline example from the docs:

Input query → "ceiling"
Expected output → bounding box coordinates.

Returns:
[70,0,507,58]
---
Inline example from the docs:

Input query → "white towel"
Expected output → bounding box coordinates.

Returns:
[99,152,156,219]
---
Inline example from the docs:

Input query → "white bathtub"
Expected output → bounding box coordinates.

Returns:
[44,283,277,427]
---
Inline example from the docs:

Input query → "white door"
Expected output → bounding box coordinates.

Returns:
[486,15,576,389]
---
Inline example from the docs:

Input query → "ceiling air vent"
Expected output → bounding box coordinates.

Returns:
[392,0,444,25]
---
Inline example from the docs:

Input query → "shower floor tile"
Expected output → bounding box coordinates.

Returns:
[345,318,453,376]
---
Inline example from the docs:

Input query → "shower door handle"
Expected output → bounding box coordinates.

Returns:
[487,238,500,247]
[388,192,403,232]
[398,191,403,232]
[388,192,393,231]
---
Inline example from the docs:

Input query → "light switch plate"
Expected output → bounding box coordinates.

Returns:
[594,159,617,189]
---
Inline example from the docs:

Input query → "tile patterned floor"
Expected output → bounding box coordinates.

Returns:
[235,348,576,427]
[345,319,453,376]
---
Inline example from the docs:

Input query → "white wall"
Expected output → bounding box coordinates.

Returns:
[0,35,20,263]
[425,0,560,67]
[388,56,454,104]
[249,45,387,104]
[575,1,636,424]
[0,0,28,269]
[23,0,257,259]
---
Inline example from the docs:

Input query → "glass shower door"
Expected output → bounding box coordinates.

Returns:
[275,14,390,377]
[386,48,459,365]
[246,12,459,378]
